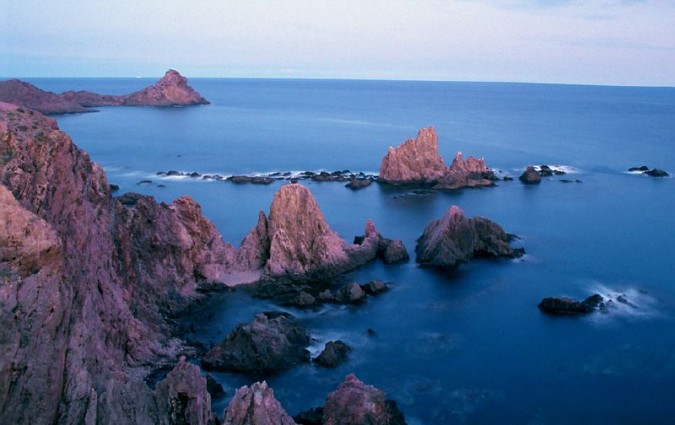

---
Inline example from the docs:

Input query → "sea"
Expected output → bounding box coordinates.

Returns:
[27,78,675,424]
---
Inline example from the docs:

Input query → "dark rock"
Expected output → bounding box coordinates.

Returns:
[313,340,352,367]
[166,170,181,176]
[416,205,523,269]
[318,289,336,302]
[154,356,214,425]
[378,239,409,264]
[229,175,274,185]
[109,184,120,192]
[223,381,297,425]
[206,374,226,399]
[360,280,388,296]
[335,283,367,305]
[628,165,650,172]
[201,312,310,374]
[188,172,201,178]
[538,293,604,315]
[323,374,407,425]
[644,168,669,177]
[503,176,514,181]
[519,166,541,184]
[345,178,372,190]
[539,165,553,177]
[137,179,153,185]
[293,407,325,425]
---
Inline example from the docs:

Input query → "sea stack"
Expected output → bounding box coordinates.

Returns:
[416,205,524,268]
[379,128,495,189]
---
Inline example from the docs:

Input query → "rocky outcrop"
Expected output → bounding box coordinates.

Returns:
[0,70,208,114]
[260,185,391,282]
[223,381,297,425]
[154,356,214,425]
[519,166,541,184]
[323,374,407,425]
[416,205,524,269]
[379,128,495,190]
[201,312,310,374]
[0,103,226,424]
[538,294,604,315]
[0,80,90,114]
[378,239,409,264]
[313,340,351,368]
[629,166,669,177]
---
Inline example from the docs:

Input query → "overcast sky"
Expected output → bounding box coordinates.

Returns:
[2,0,674,86]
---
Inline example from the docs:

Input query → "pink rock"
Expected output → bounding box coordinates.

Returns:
[324,374,406,425]
[379,127,447,185]
[223,381,297,425]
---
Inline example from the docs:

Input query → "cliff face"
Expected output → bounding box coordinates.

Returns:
[0,70,209,114]
[378,128,495,189]
[0,103,216,424]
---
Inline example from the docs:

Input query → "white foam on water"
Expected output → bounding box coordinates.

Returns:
[588,283,661,323]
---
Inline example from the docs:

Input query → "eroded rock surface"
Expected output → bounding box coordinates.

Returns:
[0,103,222,424]
[313,340,352,368]
[154,356,214,425]
[379,128,495,190]
[223,381,298,425]
[201,312,310,374]
[324,374,407,425]
[416,205,524,268]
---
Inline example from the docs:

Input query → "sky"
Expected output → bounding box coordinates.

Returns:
[1,0,674,86]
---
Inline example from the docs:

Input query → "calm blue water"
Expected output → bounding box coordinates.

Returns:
[34,78,675,424]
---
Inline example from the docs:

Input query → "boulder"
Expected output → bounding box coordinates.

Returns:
[360,280,388,296]
[538,294,604,315]
[519,166,541,184]
[314,340,352,368]
[416,205,523,269]
[201,312,310,374]
[335,283,368,305]
[378,238,409,264]
[644,168,669,177]
[323,374,407,425]
[223,381,297,425]
[345,178,372,190]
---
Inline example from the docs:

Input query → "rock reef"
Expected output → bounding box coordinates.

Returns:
[379,127,496,189]
[416,205,524,269]
[0,69,208,114]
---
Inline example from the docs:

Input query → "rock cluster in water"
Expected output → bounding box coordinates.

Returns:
[379,127,497,189]
[0,102,405,423]
[416,205,524,268]
[519,164,568,184]
[628,165,669,177]
[0,70,209,114]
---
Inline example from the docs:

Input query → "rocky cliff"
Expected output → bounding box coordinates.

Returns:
[0,70,209,114]
[416,205,524,268]
[379,128,495,189]
[0,102,219,424]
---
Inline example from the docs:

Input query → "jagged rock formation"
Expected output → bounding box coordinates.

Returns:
[201,312,310,374]
[257,185,393,282]
[313,340,352,368]
[223,381,297,425]
[0,103,224,424]
[323,374,407,425]
[153,356,214,425]
[0,70,209,114]
[379,128,495,189]
[416,205,524,269]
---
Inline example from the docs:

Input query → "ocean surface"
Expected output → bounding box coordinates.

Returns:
[31,78,675,424]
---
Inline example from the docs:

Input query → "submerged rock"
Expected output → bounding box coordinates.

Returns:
[201,312,310,374]
[324,374,407,425]
[223,381,298,425]
[538,294,604,315]
[416,205,524,269]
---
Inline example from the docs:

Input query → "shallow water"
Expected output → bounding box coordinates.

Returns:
[34,78,675,424]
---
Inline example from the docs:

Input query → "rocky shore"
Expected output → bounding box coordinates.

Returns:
[0,69,209,114]
[0,102,411,424]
